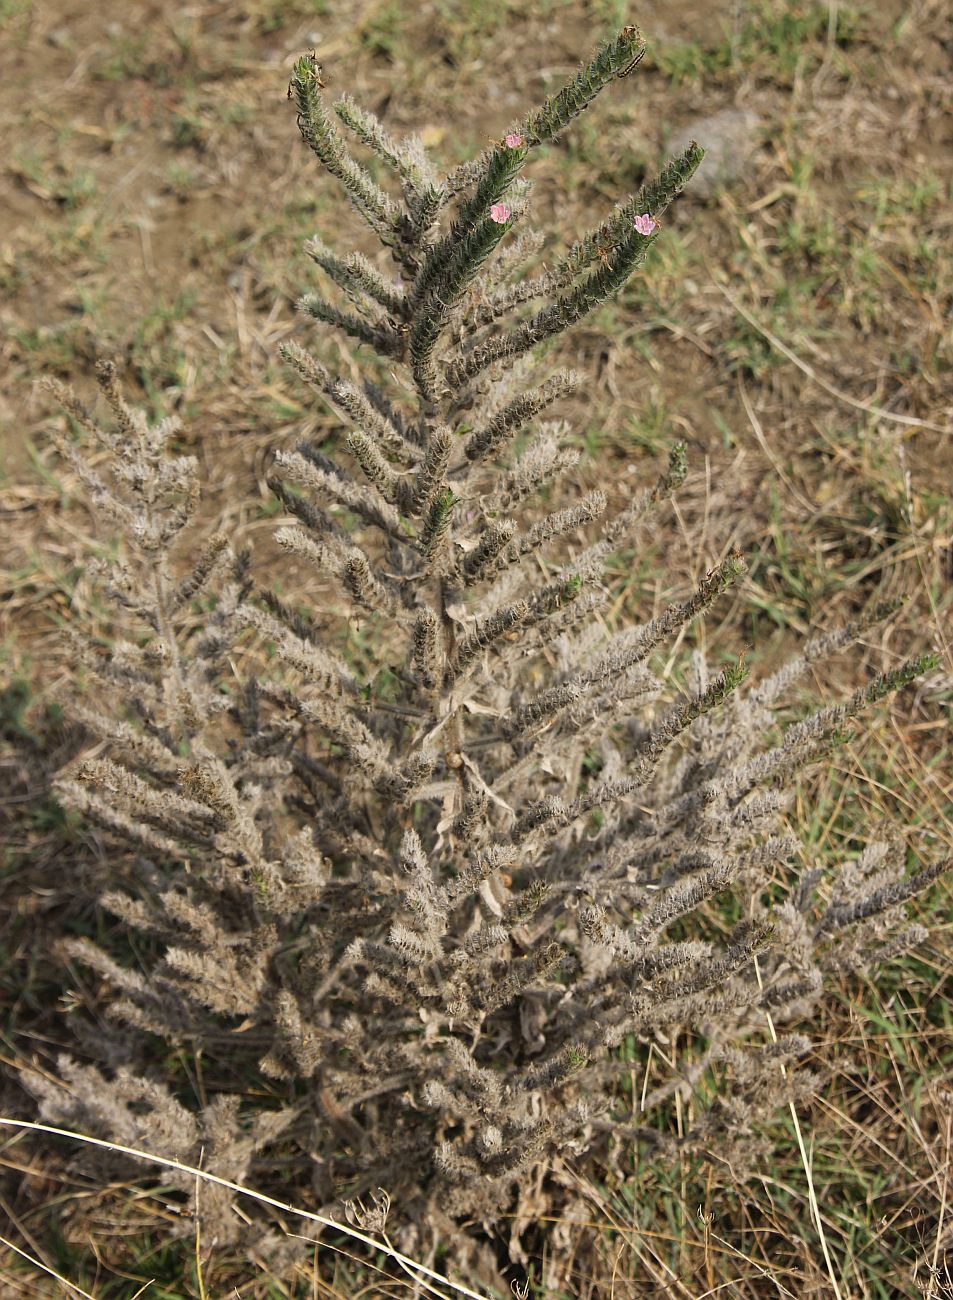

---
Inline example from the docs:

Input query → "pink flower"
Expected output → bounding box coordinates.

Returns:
[489,203,512,224]
[504,132,524,148]
[633,213,657,236]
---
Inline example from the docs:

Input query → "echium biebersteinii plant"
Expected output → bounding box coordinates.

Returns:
[32,27,948,1263]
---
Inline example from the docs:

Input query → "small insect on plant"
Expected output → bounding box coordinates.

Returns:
[288,50,327,98]
[616,25,646,76]
[595,238,617,270]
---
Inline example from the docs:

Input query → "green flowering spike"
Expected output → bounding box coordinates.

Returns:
[444,153,704,390]
[627,658,752,784]
[556,220,660,323]
[863,654,938,705]
[564,1044,589,1074]
[522,26,646,146]
[455,136,529,236]
[521,1041,590,1090]
[419,31,641,327]
[637,140,706,217]
[561,143,706,283]
[807,653,939,745]
[713,551,747,594]
[657,440,688,495]
[690,660,750,721]
[412,217,511,357]
[861,596,906,627]
[419,488,456,559]
[558,142,705,285]
[409,181,444,234]
[560,573,583,600]
[289,54,399,241]
[533,574,583,619]
[410,213,514,395]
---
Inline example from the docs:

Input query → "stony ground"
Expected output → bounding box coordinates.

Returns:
[1,0,951,1295]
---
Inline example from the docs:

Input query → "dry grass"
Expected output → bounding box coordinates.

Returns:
[1,0,951,1294]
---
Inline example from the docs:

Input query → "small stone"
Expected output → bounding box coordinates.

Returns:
[670,108,762,198]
